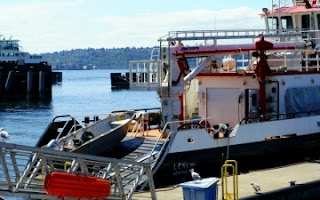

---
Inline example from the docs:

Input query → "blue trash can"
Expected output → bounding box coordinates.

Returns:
[179,177,219,200]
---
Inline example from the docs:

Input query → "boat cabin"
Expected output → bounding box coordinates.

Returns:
[261,0,320,48]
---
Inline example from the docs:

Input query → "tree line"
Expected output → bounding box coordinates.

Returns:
[41,47,153,69]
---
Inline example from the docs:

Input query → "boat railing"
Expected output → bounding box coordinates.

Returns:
[129,60,162,90]
[264,48,320,72]
[159,29,312,43]
[239,109,320,124]
[42,112,129,148]
[49,115,77,139]
[126,108,161,137]
[128,113,144,137]
[0,141,157,200]
[139,116,214,191]
[196,48,320,74]
[148,117,213,167]
[136,120,177,191]
[50,113,111,140]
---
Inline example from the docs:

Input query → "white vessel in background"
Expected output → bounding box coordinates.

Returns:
[0,35,46,65]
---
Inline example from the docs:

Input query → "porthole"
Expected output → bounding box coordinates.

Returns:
[188,138,194,143]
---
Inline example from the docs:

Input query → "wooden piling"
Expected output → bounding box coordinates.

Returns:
[5,71,14,92]
[27,71,33,93]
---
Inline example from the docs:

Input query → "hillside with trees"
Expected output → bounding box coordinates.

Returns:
[41,47,153,69]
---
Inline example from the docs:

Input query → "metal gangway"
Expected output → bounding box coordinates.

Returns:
[0,142,157,200]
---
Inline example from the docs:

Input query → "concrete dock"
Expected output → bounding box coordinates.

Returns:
[132,160,320,199]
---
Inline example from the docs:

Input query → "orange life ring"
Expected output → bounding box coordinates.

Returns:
[199,120,211,133]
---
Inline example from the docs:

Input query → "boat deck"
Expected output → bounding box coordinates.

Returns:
[129,128,162,139]
[132,160,320,200]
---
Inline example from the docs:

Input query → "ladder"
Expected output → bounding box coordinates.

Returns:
[0,142,157,200]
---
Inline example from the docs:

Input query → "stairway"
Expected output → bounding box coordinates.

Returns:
[96,137,165,198]
[123,138,164,163]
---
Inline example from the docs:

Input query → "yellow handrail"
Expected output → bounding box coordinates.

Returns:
[221,160,238,200]
[64,161,72,172]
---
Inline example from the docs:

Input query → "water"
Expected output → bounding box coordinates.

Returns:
[0,69,160,147]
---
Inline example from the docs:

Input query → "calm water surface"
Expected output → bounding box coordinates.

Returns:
[0,69,160,146]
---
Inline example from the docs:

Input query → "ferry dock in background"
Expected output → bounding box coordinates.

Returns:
[0,64,62,98]
[0,35,62,99]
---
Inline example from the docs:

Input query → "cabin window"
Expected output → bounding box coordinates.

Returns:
[302,15,310,30]
[281,16,293,30]
[267,17,279,31]
[251,93,257,107]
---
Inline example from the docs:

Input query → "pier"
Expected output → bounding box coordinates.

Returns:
[0,62,61,98]
[132,160,320,200]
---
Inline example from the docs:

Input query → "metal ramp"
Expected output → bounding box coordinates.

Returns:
[0,142,157,200]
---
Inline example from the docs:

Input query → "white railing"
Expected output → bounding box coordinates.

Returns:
[190,48,320,75]
[265,49,320,72]
[129,60,161,90]
[0,142,157,200]
[159,29,309,42]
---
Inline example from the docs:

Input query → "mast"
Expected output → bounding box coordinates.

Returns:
[254,36,273,121]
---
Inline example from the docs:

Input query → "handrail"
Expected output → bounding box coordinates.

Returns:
[159,29,313,42]
[0,142,157,200]
[239,109,320,124]
[129,114,143,137]
[52,112,117,141]
[112,107,160,113]
[147,122,172,166]
[55,116,79,140]
[189,48,320,74]
[221,160,239,200]
[148,117,213,166]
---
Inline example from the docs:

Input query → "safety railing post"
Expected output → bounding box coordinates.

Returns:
[113,163,125,199]
[221,160,238,200]
[146,166,157,200]
[0,147,13,191]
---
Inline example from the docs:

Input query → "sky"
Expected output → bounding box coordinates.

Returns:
[0,0,276,53]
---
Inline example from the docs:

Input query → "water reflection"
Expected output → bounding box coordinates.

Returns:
[0,97,52,111]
